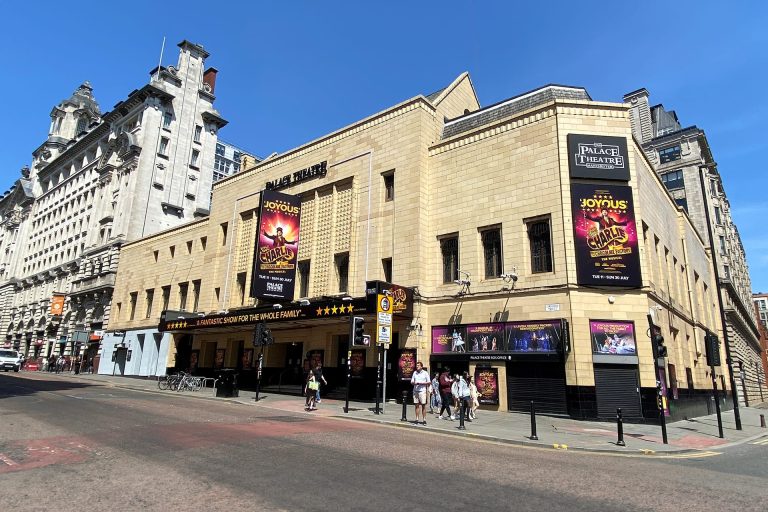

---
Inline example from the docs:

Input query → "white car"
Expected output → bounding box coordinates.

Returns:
[0,349,21,372]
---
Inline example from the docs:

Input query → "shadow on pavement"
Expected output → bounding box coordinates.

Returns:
[0,373,94,400]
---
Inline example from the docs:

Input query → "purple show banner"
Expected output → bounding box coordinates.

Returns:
[590,320,637,355]
[466,323,505,352]
[507,320,561,353]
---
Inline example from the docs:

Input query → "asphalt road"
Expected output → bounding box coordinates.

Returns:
[1,373,766,512]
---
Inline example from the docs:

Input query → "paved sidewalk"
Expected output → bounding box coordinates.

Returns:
[28,371,768,455]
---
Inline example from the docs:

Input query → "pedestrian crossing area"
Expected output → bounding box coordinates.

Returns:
[750,437,768,446]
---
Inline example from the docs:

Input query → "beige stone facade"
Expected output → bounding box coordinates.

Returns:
[105,75,728,420]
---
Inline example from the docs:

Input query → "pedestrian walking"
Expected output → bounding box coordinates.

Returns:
[429,372,441,414]
[468,374,479,420]
[312,363,328,403]
[410,361,431,425]
[437,368,453,420]
[452,372,472,428]
[305,372,319,410]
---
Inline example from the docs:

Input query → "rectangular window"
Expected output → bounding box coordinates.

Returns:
[200,236,207,251]
[714,206,722,225]
[674,197,688,212]
[220,223,228,245]
[159,137,169,156]
[527,218,553,273]
[145,289,154,319]
[382,258,392,283]
[659,145,681,163]
[719,236,726,255]
[440,236,459,284]
[661,169,684,190]
[179,282,189,311]
[153,250,159,262]
[237,273,246,306]
[710,180,718,197]
[129,292,138,321]
[335,253,349,293]
[723,265,730,280]
[115,302,122,322]
[186,241,193,254]
[299,260,311,298]
[192,279,201,312]
[162,286,171,311]
[190,149,200,168]
[383,173,395,202]
[194,125,202,142]
[481,228,503,279]
[169,245,175,258]
[215,143,226,156]
[163,111,172,128]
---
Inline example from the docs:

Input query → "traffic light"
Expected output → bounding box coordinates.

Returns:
[705,332,721,367]
[260,324,273,346]
[351,317,366,346]
[651,326,667,359]
[252,323,263,348]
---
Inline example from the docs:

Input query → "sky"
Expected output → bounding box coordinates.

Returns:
[1,1,767,290]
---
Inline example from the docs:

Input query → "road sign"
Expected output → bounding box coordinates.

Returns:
[378,312,392,325]
[378,325,391,344]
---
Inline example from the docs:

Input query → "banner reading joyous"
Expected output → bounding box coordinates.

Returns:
[250,190,301,300]
[571,183,642,287]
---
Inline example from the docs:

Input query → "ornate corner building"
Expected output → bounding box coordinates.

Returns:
[0,40,227,368]
[625,89,767,405]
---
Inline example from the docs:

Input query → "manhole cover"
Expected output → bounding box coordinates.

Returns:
[264,416,310,423]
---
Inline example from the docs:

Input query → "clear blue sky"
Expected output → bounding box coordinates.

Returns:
[2,1,766,291]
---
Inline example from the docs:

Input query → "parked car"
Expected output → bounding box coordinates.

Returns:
[0,349,21,372]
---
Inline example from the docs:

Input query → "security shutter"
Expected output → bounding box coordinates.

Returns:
[594,364,641,419]
[506,362,567,415]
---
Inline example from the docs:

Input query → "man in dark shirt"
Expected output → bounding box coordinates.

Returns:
[312,364,328,403]
[437,368,454,420]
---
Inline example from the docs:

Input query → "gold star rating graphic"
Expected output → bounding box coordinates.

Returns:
[331,305,338,314]
[167,321,188,329]
[316,307,323,316]
[323,306,331,315]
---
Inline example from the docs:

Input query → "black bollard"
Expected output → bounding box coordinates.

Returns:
[530,401,538,440]
[616,408,626,446]
[458,398,466,430]
[761,414,766,429]
[401,390,408,421]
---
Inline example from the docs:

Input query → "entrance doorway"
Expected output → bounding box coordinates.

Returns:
[285,343,304,385]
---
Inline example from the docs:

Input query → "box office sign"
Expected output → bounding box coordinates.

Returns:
[250,190,301,300]
[571,183,642,288]
[567,134,630,181]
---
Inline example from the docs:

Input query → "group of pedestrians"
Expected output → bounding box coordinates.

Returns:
[410,362,479,428]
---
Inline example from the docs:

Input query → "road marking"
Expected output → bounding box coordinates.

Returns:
[750,438,768,446]
[553,444,568,450]
[654,451,721,459]
[0,454,18,466]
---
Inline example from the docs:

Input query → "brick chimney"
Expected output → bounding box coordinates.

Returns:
[203,67,218,94]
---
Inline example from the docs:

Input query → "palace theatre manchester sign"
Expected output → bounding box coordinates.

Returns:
[265,161,327,191]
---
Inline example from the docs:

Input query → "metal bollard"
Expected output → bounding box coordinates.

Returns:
[616,408,626,446]
[401,390,409,421]
[458,398,466,430]
[530,401,539,440]
[761,414,766,428]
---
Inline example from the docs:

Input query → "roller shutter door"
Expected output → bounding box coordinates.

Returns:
[507,362,568,415]
[594,364,641,419]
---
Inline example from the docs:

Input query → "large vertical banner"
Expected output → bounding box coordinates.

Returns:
[250,190,301,300]
[397,349,417,381]
[571,183,642,287]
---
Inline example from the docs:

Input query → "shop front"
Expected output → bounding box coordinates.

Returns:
[159,281,414,400]
[430,319,570,414]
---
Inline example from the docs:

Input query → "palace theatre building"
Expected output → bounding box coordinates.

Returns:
[106,73,729,421]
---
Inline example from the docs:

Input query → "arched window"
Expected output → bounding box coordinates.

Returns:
[76,117,88,135]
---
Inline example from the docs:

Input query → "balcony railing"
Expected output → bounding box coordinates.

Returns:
[69,273,116,295]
